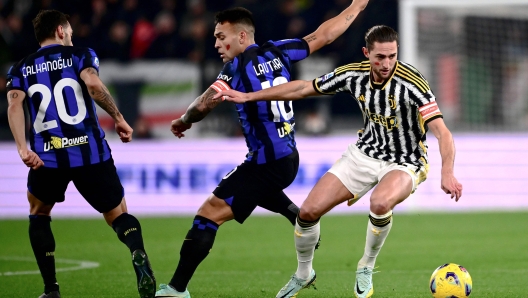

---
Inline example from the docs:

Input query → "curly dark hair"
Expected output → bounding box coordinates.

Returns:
[32,10,69,44]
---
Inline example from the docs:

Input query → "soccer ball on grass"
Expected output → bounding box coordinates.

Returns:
[429,263,472,297]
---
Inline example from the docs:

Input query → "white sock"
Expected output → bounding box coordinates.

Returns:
[358,210,393,270]
[294,219,320,279]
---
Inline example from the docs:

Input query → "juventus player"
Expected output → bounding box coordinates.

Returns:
[216,25,463,298]
[6,10,155,298]
[156,1,370,297]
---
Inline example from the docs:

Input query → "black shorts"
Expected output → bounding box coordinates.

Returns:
[27,157,124,213]
[213,149,299,223]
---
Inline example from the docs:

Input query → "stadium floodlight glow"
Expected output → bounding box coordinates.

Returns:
[399,0,528,66]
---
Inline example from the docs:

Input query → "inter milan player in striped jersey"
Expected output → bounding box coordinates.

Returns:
[155,1,370,297]
[217,25,463,298]
[6,10,155,298]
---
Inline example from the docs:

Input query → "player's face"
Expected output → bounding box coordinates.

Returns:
[214,22,243,63]
[363,41,398,82]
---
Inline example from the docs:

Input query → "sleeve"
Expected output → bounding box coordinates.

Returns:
[312,63,360,95]
[402,66,443,124]
[271,39,310,63]
[6,64,25,92]
[417,98,443,124]
[209,60,237,93]
[77,47,100,75]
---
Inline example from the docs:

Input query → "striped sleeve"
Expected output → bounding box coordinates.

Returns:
[6,63,24,92]
[398,61,443,123]
[313,62,368,95]
[77,47,100,74]
[419,102,442,122]
[271,39,310,63]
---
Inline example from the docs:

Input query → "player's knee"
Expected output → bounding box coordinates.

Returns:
[197,195,233,225]
[298,205,322,222]
[370,200,391,215]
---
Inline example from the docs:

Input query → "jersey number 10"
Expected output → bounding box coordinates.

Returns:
[28,78,87,134]
[260,76,293,122]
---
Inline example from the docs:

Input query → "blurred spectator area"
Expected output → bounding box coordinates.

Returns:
[0,0,399,139]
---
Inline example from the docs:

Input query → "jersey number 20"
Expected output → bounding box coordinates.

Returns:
[28,78,87,134]
[260,76,293,122]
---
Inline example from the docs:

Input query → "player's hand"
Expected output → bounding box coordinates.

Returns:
[213,89,251,104]
[115,120,133,143]
[440,172,463,202]
[170,118,192,138]
[352,0,369,11]
[19,149,44,170]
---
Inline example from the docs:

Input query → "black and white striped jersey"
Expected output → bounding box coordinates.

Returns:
[312,60,442,168]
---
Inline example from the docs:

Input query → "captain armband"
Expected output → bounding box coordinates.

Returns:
[209,80,231,101]
[419,102,442,122]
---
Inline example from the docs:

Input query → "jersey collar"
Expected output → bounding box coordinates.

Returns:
[38,44,62,52]
[369,60,399,90]
[244,43,258,52]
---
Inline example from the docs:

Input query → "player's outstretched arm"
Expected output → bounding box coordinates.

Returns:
[169,87,223,139]
[7,90,44,169]
[214,80,317,104]
[80,67,133,142]
[181,87,223,123]
[303,0,369,54]
[428,118,463,201]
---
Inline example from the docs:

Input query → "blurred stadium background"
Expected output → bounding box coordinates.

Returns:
[0,0,528,217]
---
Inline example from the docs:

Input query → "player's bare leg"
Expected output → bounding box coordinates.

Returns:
[355,170,413,298]
[277,173,353,298]
[156,195,234,297]
[107,198,155,298]
[28,192,60,297]
[296,172,353,277]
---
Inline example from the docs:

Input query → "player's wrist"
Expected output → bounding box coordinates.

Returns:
[180,114,189,124]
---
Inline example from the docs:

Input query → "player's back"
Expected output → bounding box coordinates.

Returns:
[217,39,309,164]
[7,44,111,168]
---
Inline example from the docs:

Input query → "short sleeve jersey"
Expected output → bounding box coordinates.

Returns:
[209,39,310,164]
[313,60,443,168]
[6,44,111,168]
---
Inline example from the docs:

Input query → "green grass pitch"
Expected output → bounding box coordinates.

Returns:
[1,212,527,297]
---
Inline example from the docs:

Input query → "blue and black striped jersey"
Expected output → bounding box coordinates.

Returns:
[210,39,310,164]
[6,44,111,168]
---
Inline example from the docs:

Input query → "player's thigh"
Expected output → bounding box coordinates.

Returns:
[371,169,414,211]
[299,172,354,221]
[213,163,261,224]
[213,154,297,224]
[72,157,124,214]
[27,167,71,214]
[326,144,380,206]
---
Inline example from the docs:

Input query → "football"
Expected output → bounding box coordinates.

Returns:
[429,263,472,297]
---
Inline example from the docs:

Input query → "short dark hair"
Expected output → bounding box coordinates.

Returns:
[365,25,399,51]
[32,10,70,44]
[215,7,255,30]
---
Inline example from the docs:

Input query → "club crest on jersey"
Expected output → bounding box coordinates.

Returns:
[277,122,294,138]
[217,74,232,82]
[44,135,89,152]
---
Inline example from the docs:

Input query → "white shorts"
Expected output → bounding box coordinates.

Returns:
[327,144,428,205]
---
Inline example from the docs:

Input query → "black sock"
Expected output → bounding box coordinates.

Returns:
[170,215,218,292]
[258,192,299,225]
[112,213,145,254]
[29,215,59,293]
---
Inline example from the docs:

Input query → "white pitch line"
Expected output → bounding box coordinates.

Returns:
[0,256,99,276]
